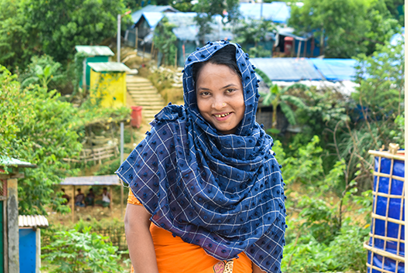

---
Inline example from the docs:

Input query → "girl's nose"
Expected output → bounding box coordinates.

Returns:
[212,99,226,109]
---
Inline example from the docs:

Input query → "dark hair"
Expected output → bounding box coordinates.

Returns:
[103,187,107,191]
[192,45,241,84]
[77,189,81,192]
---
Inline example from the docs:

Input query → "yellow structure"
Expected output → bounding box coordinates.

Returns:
[89,62,130,108]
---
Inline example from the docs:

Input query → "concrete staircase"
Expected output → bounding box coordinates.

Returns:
[126,75,165,123]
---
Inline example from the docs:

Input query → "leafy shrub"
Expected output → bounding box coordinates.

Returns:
[42,226,124,273]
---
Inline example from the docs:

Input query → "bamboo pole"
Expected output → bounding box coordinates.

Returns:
[110,186,113,217]
[151,41,154,59]
[72,185,75,222]
[135,28,138,50]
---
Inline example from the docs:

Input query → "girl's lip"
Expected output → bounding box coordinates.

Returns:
[213,112,232,121]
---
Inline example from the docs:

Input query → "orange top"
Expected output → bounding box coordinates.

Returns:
[127,190,253,273]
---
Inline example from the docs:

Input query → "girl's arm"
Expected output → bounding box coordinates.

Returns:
[124,203,159,273]
[253,262,267,273]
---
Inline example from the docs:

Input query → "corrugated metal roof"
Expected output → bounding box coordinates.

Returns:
[239,2,290,23]
[132,5,178,25]
[19,215,49,228]
[0,157,37,168]
[309,59,358,81]
[251,57,323,81]
[61,175,121,186]
[75,46,114,56]
[88,62,131,72]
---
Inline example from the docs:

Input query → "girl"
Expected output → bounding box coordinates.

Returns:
[117,41,286,273]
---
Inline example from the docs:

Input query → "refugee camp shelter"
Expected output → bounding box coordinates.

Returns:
[19,215,49,273]
[88,62,131,108]
[60,175,122,222]
[0,158,37,273]
[238,2,291,23]
[75,46,115,88]
[126,5,178,48]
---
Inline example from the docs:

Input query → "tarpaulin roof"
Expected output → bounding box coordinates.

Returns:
[88,62,131,72]
[132,5,178,25]
[250,58,323,81]
[61,175,121,186]
[390,27,404,46]
[19,215,49,228]
[142,12,165,28]
[309,59,358,81]
[239,2,290,23]
[0,157,37,168]
[75,46,114,56]
[165,13,234,42]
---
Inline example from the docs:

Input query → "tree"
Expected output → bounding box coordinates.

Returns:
[233,19,276,57]
[0,0,30,70]
[172,0,194,12]
[20,55,66,90]
[19,0,131,63]
[288,0,399,58]
[256,69,308,130]
[193,0,240,44]
[1,66,83,215]
[153,16,178,66]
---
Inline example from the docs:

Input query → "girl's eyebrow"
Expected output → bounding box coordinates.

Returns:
[197,84,238,91]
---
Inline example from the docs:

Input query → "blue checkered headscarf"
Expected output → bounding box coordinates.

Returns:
[116,41,286,273]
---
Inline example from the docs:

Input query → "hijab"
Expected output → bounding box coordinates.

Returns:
[116,40,286,273]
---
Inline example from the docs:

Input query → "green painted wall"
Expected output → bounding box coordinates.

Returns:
[79,56,110,88]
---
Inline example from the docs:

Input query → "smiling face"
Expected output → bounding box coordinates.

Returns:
[196,63,245,134]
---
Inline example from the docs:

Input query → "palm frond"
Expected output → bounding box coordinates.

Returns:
[282,83,309,94]
[255,68,272,87]
[281,95,308,109]
[280,101,296,125]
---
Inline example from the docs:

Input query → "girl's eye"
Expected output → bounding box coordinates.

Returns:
[200,91,210,96]
[226,89,236,94]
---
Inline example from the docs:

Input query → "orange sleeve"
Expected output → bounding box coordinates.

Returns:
[127,190,142,206]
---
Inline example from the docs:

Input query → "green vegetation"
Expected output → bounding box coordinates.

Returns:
[289,0,400,58]
[42,226,125,273]
[193,0,240,44]
[153,17,178,66]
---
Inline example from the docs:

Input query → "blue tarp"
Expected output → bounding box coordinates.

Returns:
[390,27,404,46]
[250,58,323,81]
[142,12,165,28]
[239,2,290,23]
[309,59,358,81]
[131,5,178,25]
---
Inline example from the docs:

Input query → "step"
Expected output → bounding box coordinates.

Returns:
[128,90,158,94]
[129,95,160,100]
[127,84,154,88]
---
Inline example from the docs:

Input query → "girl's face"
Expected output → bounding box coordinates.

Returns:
[196,63,245,134]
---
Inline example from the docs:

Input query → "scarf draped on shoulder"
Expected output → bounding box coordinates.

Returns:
[116,41,286,273]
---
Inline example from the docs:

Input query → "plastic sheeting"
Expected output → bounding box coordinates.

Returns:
[309,58,358,81]
[239,2,290,23]
[368,154,405,273]
[143,12,165,28]
[131,5,178,25]
[250,58,323,81]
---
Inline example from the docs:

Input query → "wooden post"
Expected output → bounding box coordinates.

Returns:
[7,178,19,273]
[120,180,124,219]
[150,41,154,59]
[174,49,177,68]
[110,186,113,216]
[304,38,307,57]
[142,45,145,61]
[72,185,75,222]
[135,28,138,50]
